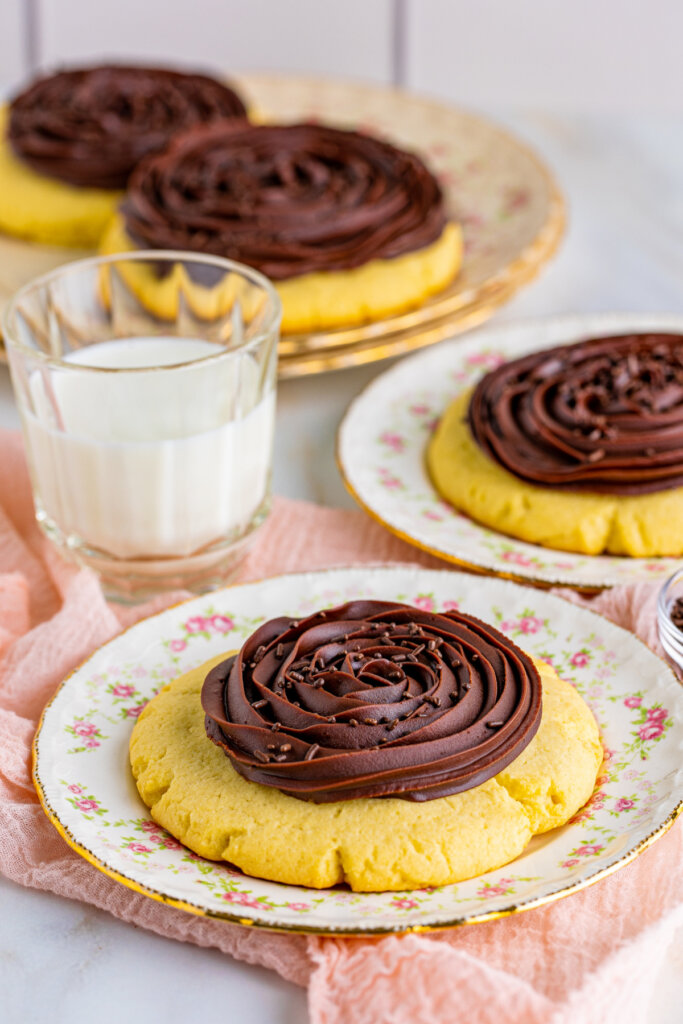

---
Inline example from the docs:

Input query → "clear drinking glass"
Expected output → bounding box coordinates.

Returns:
[4,251,281,602]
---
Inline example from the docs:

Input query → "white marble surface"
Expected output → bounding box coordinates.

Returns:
[1,110,683,1023]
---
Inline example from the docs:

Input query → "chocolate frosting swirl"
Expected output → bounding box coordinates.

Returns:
[468,333,683,495]
[201,600,541,802]
[8,65,247,189]
[122,122,446,279]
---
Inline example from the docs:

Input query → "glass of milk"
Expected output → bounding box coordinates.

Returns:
[4,251,281,602]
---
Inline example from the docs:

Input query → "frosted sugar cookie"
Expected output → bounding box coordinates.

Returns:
[0,65,247,247]
[102,122,462,332]
[429,332,683,557]
[130,601,601,892]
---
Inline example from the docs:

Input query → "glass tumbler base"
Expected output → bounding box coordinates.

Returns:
[37,509,267,604]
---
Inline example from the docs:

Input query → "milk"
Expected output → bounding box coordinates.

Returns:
[22,337,275,559]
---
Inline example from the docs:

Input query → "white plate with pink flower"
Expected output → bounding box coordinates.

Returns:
[338,312,683,590]
[33,566,682,934]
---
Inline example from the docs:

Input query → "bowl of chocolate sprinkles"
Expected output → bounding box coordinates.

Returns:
[657,567,683,671]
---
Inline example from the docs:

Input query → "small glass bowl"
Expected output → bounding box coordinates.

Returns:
[656,568,683,672]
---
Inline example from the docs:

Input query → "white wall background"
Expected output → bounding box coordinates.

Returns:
[2,0,682,112]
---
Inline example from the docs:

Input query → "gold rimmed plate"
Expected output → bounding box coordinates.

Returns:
[33,566,682,934]
[338,312,683,590]
[1,74,564,376]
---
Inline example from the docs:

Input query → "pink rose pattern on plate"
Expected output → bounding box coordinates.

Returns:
[42,569,681,929]
[60,779,107,819]
[65,719,107,754]
[621,698,673,759]
[61,605,261,755]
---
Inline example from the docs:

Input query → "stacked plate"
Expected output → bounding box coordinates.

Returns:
[0,74,564,377]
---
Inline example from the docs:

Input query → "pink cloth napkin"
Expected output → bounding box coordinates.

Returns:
[0,427,681,1024]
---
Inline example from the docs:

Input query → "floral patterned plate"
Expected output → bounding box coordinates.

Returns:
[338,312,683,591]
[33,566,682,935]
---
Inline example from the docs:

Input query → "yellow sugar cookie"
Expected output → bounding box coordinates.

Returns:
[129,654,601,892]
[100,214,462,334]
[428,389,683,557]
